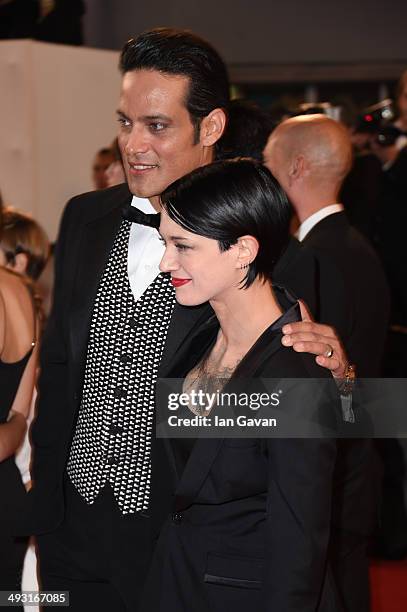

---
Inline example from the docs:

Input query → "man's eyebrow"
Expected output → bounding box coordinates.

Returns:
[116,111,173,123]
[142,114,173,123]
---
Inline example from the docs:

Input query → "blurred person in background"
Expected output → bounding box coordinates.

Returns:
[91,146,115,190]
[0,200,40,608]
[215,99,274,162]
[0,208,50,324]
[370,123,407,354]
[340,116,382,245]
[394,69,407,139]
[368,122,407,559]
[1,208,50,605]
[105,138,126,188]
[264,114,389,377]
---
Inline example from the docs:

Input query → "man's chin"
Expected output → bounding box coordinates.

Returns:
[128,183,160,200]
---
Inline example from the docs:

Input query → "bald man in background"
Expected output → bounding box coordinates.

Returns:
[264,114,389,612]
[264,114,389,377]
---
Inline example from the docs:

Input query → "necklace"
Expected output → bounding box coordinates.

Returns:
[183,350,242,417]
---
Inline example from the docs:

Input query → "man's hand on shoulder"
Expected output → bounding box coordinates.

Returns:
[281,300,348,378]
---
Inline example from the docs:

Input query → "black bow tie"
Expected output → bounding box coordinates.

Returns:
[122,205,161,229]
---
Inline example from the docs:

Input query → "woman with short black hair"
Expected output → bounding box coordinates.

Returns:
[141,159,340,611]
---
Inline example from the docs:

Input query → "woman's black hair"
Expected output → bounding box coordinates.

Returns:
[161,158,292,288]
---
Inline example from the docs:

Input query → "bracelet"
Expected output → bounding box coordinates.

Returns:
[337,363,356,396]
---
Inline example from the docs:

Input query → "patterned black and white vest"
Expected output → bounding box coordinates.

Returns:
[67,219,175,514]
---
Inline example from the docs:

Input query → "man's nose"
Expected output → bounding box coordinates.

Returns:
[124,126,149,156]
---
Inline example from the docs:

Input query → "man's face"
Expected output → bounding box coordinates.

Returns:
[117,70,212,205]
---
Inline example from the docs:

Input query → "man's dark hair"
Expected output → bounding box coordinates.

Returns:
[216,99,274,161]
[161,159,291,289]
[119,28,230,142]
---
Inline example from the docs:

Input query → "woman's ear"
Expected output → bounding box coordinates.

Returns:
[200,108,227,147]
[235,235,259,269]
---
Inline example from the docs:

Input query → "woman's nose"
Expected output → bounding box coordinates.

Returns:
[159,248,178,273]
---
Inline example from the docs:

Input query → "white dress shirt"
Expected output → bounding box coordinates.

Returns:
[296,204,344,242]
[127,196,165,301]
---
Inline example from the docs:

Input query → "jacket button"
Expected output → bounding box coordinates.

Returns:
[106,456,119,466]
[129,317,138,329]
[172,512,183,524]
[109,424,123,435]
[120,353,132,364]
[113,386,126,399]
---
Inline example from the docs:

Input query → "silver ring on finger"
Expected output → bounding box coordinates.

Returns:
[324,344,334,358]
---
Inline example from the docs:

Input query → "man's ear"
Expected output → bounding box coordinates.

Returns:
[288,154,305,185]
[235,235,259,269]
[200,108,227,147]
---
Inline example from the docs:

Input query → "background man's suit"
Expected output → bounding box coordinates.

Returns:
[302,209,389,612]
[303,210,389,377]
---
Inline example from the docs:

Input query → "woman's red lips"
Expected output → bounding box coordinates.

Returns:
[171,277,191,287]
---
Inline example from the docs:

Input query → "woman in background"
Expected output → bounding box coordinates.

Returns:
[0,207,50,323]
[0,202,40,604]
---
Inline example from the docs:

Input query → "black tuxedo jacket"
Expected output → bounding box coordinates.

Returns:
[303,211,389,377]
[143,312,341,612]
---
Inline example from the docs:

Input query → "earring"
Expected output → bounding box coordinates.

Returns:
[240,262,250,270]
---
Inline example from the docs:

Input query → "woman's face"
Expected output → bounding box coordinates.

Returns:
[159,209,241,306]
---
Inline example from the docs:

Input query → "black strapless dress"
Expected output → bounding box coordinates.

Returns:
[0,348,33,595]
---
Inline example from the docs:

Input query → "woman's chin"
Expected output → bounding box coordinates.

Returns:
[175,292,206,307]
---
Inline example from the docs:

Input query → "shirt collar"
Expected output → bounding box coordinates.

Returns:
[296,203,344,242]
[130,195,157,214]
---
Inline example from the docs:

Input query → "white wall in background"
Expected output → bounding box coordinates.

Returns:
[0,40,121,240]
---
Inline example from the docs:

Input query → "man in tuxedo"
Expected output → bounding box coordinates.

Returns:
[264,114,390,611]
[29,31,348,611]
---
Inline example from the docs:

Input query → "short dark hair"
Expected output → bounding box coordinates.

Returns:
[216,99,274,161]
[161,159,291,288]
[119,28,230,142]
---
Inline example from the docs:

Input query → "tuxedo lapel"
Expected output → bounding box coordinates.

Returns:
[158,303,214,377]
[175,438,224,511]
[69,195,130,372]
